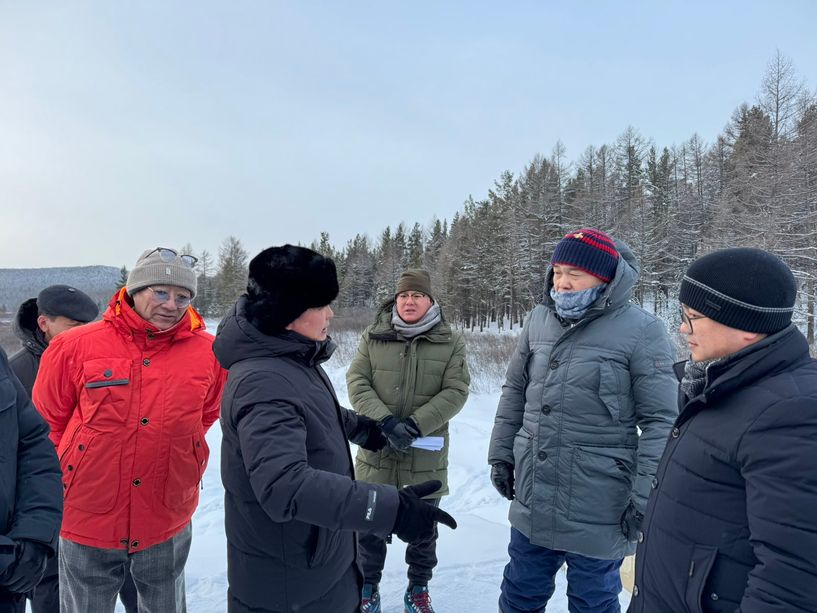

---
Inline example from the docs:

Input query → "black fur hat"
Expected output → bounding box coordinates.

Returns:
[245,244,339,335]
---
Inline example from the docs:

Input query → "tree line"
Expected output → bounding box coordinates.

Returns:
[161,52,817,346]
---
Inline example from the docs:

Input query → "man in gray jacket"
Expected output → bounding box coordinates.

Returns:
[488,228,677,613]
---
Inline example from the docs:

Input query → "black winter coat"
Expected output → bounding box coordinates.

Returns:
[8,298,46,397]
[630,325,817,612]
[214,297,400,613]
[0,348,63,607]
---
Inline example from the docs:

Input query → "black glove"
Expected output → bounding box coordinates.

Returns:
[620,502,644,542]
[0,540,51,594]
[381,416,421,453]
[392,480,457,543]
[490,462,515,500]
[347,414,388,452]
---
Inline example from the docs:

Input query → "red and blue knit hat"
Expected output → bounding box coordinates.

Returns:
[552,228,620,282]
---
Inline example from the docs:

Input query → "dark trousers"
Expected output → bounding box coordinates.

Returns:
[29,543,139,613]
[359,499,439,587]
[499,528,622,613]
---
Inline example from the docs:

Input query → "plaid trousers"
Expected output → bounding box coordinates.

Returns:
[59,523,191,613]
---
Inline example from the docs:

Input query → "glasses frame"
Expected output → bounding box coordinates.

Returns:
[144,247,198,268]
[396,291,429,302]
[146,286,193,309]
[679,307,708,334]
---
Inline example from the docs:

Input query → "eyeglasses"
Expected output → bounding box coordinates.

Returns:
[144,247,198,268]
[146,287,193,309]
[396,292,428,301]
[679,307,708,334]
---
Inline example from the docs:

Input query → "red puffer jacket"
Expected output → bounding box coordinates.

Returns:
[33,289,225,551]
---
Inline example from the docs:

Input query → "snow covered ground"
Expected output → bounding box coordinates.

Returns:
[110,359,631,612]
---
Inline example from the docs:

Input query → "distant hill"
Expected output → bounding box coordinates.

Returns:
[0,266,120,315]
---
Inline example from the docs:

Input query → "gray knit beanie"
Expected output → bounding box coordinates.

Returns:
[126,248,198,298]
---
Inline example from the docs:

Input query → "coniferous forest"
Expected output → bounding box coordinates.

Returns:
[185,53,817,346]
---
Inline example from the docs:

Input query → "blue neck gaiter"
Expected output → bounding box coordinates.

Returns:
[549,284,607,320]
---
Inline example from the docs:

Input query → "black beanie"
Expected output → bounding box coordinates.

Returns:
[679,248,796,333]
[245,245,339,335]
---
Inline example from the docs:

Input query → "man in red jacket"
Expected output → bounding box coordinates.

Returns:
[33,247,225,613]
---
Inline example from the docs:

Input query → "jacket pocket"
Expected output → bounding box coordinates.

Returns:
[60,425,120,514]
[598,361,626,422]
[162,432,208,509]
[512,427,534,507]
[684,545,718,612]
[80,358,132,425]
[308,525,343,568]
[567,445,634,524]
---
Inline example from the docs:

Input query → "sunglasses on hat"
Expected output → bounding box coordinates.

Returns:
[143,247,198,268]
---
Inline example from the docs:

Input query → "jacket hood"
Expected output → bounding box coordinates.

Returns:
[214,295,336,369]
[12,298,47,356]
[544,238,639,312]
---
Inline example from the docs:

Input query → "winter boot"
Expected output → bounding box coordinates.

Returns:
[361,583,381,613]
[404,584,435,613]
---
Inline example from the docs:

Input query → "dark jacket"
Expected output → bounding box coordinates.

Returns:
[488,240,678,559]
[214,297,400,613]
[8,299,46,397]
[0,348,63,605]
[347,303,470,495]
[630,325,817,612]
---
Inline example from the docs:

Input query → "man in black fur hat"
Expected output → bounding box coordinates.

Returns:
[214,244,457,613]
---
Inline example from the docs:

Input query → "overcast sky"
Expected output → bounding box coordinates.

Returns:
[1,1,816,269]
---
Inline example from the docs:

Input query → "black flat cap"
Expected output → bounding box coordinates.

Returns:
[37,285,99,323]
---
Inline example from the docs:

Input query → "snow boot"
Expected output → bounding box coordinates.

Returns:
[404,584,435,613]
[361,583,381,613]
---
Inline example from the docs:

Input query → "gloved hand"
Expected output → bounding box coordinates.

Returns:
[347,414,388,452]
[0,540,51,594]
[620,502,644,542]
[380,416,421,453]
[490,462,515,500]
[392,480,457,543]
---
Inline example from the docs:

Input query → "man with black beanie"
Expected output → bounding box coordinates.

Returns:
[214,244,457,613]
[630,247,817,612]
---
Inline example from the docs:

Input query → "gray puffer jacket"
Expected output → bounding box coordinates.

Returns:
[488,240,677,560]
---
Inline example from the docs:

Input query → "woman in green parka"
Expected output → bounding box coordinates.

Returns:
[347,269,470,613]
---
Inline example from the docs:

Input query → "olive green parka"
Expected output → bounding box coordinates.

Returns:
[347,302,470,496]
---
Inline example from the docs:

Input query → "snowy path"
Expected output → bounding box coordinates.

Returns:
[112,364,631,612]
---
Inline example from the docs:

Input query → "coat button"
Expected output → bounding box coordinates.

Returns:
[538,451,548,461]
[633,585,639,597]
[651,477,658,489]
[710,593,719,601]
[103,370,112,378]
[671,427,680,438]
[78,444,85,451]
[549,360,559,370]
[541,405,552,415]
[131,540,139,548]
[67,465,74,471]
[132,479,141,487]
[143,358,151,366]
[140,417,149,426]
[120,539,128,545]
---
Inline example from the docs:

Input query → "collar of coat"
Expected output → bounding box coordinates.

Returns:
[368,300,452,342]
[674,324,808,415]
[103,287,205,344]
[12,297,48,356]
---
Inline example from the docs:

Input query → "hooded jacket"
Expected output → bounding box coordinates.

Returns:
[347,302,469,495]
[0,348,62,604]
[488,240,678,560]
[8,298,47,397]
[32,289,224,552]
[214,296,400,613]
[629,325,817,612]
